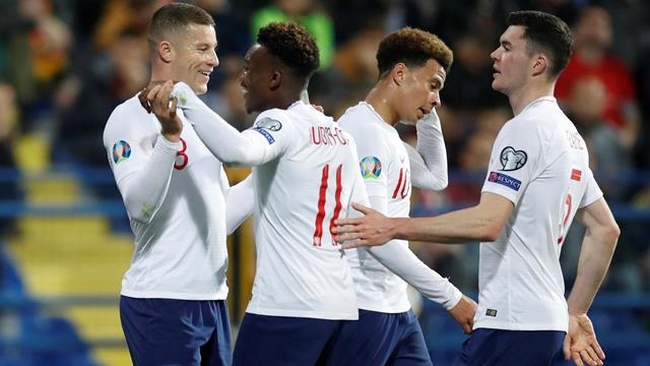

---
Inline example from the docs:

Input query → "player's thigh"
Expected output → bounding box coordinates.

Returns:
[387,310,432,366]
[233,313,343,366]
[201,300,233,366]
[453,328,565,366]
[120,296,225,366]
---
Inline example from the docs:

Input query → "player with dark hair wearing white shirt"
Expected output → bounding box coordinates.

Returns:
[335,11,619,366]
[102,3,253,365]
[334,27,476,365]
[145,21,478,366]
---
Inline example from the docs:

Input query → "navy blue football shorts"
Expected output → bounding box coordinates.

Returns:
[233,312,353,366]
[325,308,432,366]
[453,328,565,366]
[120,296,232,366]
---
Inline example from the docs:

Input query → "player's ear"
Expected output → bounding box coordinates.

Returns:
[269,69,282,91]
[391,63,407,86]
[159,40,173,63]
[531,54,548,77]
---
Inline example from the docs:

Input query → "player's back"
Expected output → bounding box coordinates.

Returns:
[246,101,364,320]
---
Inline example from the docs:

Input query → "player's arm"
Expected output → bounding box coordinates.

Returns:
[148,81,285,166]
[104,109,180,223]
[223,172,254,234]
[563,197,619,366]
[406,109,449,190]
[336,192,513,248]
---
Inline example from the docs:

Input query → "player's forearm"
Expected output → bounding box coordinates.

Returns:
[120,136,178,222]
[366,242,462,310]
[225,174,254,234]
[412,111,448,190]
[394,206,502,244]
[567,228,618,314]
[173,83,268,165]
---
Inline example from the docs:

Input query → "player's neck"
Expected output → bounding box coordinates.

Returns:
[365,87,398,126]
[508,82,555,116]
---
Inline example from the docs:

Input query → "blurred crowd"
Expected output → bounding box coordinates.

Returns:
[0,0,649,295]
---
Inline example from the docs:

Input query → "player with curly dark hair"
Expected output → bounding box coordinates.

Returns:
[333,26,476,366]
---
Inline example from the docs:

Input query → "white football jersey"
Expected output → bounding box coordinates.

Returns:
[478,97,603,331]
[103,95,231,300]
[338,102,415,313]
[244,101,367,320]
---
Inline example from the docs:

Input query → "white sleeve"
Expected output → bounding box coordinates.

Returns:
[105,109,181,223]
[172,82,287,166]
[361,195,461,310]
[409,109,448,191]
[365,241,462,310]
[224,173,254,234]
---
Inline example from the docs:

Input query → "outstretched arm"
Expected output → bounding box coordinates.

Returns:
[407,110,448,190]
[335,192,513,248]
[146,81,281,166]
[563,197,619,366]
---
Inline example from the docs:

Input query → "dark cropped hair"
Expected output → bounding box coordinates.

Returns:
[148,3,215,49]
[257,22,320,78]
[376,27,453,79]
[507,10,574,78]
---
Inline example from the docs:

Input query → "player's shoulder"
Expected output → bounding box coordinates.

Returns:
[106,95,146,126]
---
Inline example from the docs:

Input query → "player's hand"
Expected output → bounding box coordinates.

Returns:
[333,202,398,248]
[448,295,476,335]
[138,81,167,113]
[145,80,183,142]
[563,313,605,366]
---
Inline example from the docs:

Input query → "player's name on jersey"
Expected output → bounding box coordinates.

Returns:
[310,126,349,146]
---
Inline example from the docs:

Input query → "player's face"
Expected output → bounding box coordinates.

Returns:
[239,44,275,114]
[490,25,531,97]
[171,24,219,95]
[397,59,446,125]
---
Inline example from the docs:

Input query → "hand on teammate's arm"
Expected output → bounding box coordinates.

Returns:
[141,80,183,142]
[334,202,402,248]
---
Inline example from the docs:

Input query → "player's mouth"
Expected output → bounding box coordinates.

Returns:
[199,70,212,79]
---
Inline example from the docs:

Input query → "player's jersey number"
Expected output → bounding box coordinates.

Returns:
[313,164,343,246]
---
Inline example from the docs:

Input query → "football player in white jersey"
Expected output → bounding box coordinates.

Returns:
[145,22,483,366]
[102,4,253,365]
[335,28,476,365]
[335,11,619,366]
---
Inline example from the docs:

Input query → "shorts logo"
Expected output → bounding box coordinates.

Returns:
[499,146,527,171]
[360,156,382,179]
[488,171,521,191]
[112,140,131,164]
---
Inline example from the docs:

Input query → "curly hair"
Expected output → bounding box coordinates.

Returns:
[507,11,574,78]
[257,22,320,78]
[376,27,453,79]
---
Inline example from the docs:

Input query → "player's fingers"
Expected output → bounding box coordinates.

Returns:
[341,239,365,250]
[351,202,372,214]
[571,351,584,366]
[563,336,572,360]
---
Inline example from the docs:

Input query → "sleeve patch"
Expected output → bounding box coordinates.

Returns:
[488,171,521,191]
[255,117,282,131]
[112,140,132,164]
[499,146,527,171]
[360,156,382,179]
[253,128,275,144]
